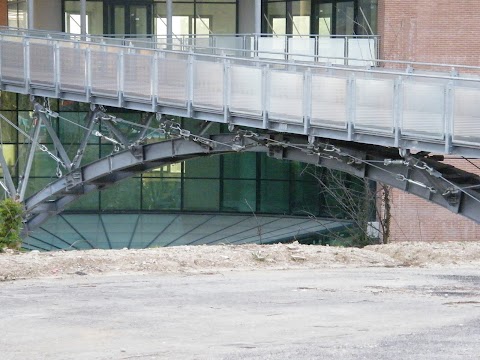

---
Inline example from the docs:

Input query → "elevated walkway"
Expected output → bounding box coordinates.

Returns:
[1,27,480,157]
[0,27,480,240]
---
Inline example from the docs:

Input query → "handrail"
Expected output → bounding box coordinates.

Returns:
[3,26,480,73]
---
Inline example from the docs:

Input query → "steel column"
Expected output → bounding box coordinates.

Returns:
[80,0,87,36]
[17,111,42,202]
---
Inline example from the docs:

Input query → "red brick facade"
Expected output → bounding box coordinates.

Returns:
[0,0,7,27]
[377,0,480,242]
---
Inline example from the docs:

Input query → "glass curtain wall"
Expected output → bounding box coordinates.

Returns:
[64,0,104,34]
[153,0,236,38]
[7,0,28,28]
[62,1,237,36]
[263,0,377,35]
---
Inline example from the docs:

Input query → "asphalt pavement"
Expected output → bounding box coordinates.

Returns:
[1,267,480,359]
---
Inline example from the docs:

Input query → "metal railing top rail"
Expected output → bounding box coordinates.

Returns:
[1,26,480,79]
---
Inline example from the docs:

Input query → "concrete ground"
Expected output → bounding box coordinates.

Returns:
[1,267,480,359]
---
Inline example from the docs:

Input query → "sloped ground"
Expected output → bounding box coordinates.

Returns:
[1,241,480,281]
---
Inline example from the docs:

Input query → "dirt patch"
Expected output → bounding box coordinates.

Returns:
[1,241,480,281]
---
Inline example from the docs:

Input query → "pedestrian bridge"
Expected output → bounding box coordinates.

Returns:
[1,27,480,238]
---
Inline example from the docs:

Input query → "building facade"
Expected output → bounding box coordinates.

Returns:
[1,0,479,245]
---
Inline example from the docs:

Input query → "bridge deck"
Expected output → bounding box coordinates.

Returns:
[1,27,480,158]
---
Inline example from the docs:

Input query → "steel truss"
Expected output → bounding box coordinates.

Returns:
[0,101,480,237]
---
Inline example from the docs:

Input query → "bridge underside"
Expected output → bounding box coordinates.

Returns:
[7,102,477,238]
[0,100,479,244]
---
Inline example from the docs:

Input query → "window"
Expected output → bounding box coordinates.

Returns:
[7,0,28,28]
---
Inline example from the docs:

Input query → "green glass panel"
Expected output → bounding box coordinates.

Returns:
[0,144,16,177]
[100,177,141,211]
[260,154,290,180]
[59,112,99,144]
[291,181,320,216]
[0,92,17,110]
[0,111,18,143]
[18,145,59,178]
[222,180,256,212]
[223,153,256,179]
[182,118,220,136]
[65,190,99,211]
[183,178,220,211]
[143,162,183,178]
[259,180,290,213]
[17,95,32,110]
[184,156,220,178]
[142,178,181,210]
[59,100,91,112]
[24,178,52,198]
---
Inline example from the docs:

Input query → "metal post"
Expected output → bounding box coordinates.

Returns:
[0,147,16,197]
[17,110,42,202]
[80,0,87,36]
[255,0,262,35]
[167,0,173,49]
[28,0,34,29]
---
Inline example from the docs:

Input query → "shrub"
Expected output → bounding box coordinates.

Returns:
[0,198,24,251]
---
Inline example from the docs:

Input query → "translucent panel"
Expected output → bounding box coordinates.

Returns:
[184,156,220,178]
[214,36,243,56]
[193,60,224,110]
[157,55,188,106]
[183,179,220,211]
[453,87,480,144]
[347,38,376,66]
[229,65,262,116]
[268,70,304,123]
[311,75,348,129]
[100,177,141,211]
[1,41,25,84]
[288,38,315,62]
[257,38,286,60]
[90,50,119,97]
[355,78,394,133]
[123,54,152,100]
[317,38,345,65]
[29,43,55,87]
[259,181,289,213]
[223,153,256,179]
[222,180,256,212]
[402,82,445,139]
[142,178,181,210]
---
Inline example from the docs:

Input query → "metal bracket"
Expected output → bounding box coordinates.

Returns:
[65,171,83,191]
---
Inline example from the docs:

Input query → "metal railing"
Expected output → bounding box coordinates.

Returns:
[1,27,480,156]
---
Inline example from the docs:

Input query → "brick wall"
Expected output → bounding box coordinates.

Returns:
[0,0,7,27]
[378,0,480,66]
[377,0,480,242]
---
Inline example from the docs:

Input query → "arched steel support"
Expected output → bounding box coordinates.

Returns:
[21,132,480,237]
